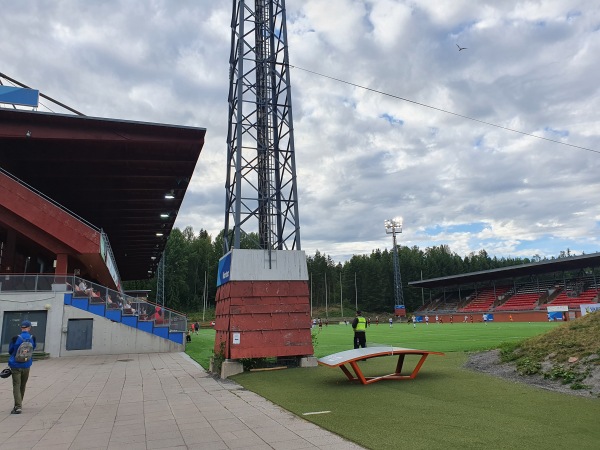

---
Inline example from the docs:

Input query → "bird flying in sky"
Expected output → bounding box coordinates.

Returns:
[456,44,467,51]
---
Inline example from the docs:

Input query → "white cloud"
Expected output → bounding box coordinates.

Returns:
[2,0,600,267]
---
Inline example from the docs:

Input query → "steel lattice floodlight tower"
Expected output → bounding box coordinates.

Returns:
[224,0,301,259]
[385,218,405,316]
[213,0,314,371]
[156,253,165,307]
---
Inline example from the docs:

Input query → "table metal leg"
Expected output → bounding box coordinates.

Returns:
[339,364,355,381]
[409,354,430,379]
[349,361,367,384]
[394,354,406,375]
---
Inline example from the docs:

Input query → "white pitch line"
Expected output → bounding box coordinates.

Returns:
[302,411,331,416]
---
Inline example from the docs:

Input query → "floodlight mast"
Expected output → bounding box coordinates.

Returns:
[385,218,405,308]
[223,0,301,262]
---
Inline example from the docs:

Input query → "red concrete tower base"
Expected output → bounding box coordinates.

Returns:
[214,280,313,359]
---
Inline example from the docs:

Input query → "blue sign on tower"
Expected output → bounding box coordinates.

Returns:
[216,252,232,287]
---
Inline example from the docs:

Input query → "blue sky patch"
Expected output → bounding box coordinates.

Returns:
[544,126,569,138]
[425,222,486,235]
[380,113,404,125]
[343,97,357,109]
[512,236,596,258]
[449,20,478,36]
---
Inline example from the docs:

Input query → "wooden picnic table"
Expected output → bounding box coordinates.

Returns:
[317,346,444,385]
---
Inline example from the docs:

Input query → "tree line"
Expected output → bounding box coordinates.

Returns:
[123,226,575,314]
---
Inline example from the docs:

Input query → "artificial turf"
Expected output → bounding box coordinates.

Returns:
[186,321,600,449]
[310,320,560,356]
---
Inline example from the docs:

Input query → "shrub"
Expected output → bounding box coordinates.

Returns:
[544,364,588,385]
[212,341,226,375]
[516,357,541,375]
[499,342,520,363]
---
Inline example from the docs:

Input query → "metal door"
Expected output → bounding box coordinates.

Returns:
[1,310,47,354]
[66,319,93,350]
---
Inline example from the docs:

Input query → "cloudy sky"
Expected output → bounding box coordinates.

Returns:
[2,1,600,263]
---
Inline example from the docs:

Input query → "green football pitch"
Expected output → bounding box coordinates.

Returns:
[187,322,600,450]
[309,320,559,356]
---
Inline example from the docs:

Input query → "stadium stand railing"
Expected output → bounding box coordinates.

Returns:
[0,274,187,343]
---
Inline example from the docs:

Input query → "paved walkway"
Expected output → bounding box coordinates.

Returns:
[0,353,363,450]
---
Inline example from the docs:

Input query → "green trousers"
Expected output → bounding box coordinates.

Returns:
[11,367,30,408]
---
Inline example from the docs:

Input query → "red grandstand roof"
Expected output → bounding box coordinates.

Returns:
[0,108,205,280]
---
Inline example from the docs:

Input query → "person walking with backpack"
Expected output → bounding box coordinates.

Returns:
[8,320,36,414]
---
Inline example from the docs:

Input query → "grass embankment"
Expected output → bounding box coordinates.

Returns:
[186,320,600,450]
[500,312,600,389]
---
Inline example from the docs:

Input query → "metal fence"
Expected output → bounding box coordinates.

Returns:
[0,274,57,292]
[0,274,187,332]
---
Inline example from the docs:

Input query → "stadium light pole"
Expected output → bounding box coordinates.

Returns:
[385,218,405,311]
[340,270,343,318]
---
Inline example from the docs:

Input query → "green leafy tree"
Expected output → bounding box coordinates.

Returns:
[124,226,539,315]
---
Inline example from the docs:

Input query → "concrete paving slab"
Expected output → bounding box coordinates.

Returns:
[0,352,363,449]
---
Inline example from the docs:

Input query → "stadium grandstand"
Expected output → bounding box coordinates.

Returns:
[409,253,600,322]
[0,103,205,357]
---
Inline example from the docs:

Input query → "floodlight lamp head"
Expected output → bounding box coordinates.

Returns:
[384,217,403,233]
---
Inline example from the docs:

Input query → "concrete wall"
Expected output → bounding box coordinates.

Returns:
[0,291,65,356]
[60,306,183,356]
[229,249,308,281]
[0,291,183,357]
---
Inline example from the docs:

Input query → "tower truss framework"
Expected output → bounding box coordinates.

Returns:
[224,0,301,258]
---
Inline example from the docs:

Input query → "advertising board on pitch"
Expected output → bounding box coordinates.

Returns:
[580,303,600,316]
[547,305,569,312]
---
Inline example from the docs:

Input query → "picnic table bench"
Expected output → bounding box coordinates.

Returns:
[317,346,444,385]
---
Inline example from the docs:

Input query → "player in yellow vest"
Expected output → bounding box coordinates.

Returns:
[352,310,367,349]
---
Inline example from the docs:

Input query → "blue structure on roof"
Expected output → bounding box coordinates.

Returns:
[0,86,39,107]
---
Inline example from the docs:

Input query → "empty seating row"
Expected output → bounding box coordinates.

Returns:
[496,293,540,311]
[416,295,459,312]
[547,288,598,308]
[416,280,598,314]
[459,286,510,312]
